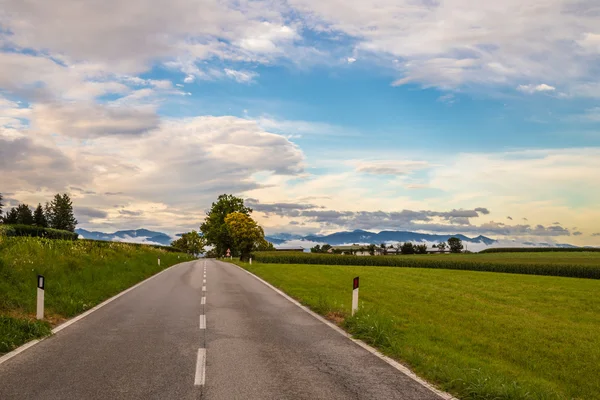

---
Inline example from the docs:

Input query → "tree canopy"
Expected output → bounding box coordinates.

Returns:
[33,204,48,227]
[200,194,252,257]
[448,237,464,253]
[171,230,205,255]
[48,194,77,232]
[224,212,265,261]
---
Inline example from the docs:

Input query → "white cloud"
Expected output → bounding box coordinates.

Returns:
[347,57,356,63]
[517,83,556,94]
[224,69,258,83]
[353,160,431,175]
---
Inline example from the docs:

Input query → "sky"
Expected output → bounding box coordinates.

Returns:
[1,0,600,245]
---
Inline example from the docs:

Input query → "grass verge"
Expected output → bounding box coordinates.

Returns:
[0,236,195,354]
[233,260,600,400]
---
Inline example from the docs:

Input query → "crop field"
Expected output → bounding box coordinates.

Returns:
[0,236,194,354]
[253,251,600,279]
[235,260,600,400]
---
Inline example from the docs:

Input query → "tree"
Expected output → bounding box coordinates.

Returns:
[415,244,428,254]
[200,194,252,257]
[380,243,388,255]
[44,202,53,227]
[224,212,265,261]
[171,230,205,256]
[48,194,77,232]
[254,237,275,252]
[436,242,447,252]
[368,244,376,256]
[4,208,18,224]
[321,244,332,253]
[310,244,322,253]
[33,204,48,227]
[15,204,34,225]
[448,237,464,253]
[0,193,3,220]
[400,242,415,255]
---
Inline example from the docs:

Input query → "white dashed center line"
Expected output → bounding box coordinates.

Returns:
[201,296,206,305]
[199,314,206,329]
[195,348,206,386]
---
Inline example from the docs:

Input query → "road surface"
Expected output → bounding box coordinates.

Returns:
[0,259,444,400]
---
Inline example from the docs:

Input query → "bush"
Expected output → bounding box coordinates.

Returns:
[0,224,79,240]
[252,251,600,280]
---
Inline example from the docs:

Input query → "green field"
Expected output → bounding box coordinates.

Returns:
[0,236,194,354]
[235,260,600,400]
[253,251,600,279]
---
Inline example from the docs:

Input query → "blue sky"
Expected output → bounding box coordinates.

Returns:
[1,0,599,245]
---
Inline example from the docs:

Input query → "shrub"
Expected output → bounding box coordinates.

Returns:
[0,224,79,240]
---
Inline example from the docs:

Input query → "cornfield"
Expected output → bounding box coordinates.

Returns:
[252,251,600,279]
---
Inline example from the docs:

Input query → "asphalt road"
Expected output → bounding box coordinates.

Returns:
[0,259,444,400]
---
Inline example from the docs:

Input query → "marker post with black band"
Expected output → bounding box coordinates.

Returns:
[352,276,359,316]
[37,275,45,320]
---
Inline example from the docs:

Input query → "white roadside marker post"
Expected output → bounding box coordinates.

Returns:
[249,257,252,265]
[352,276,359,316]
[37,275,45,320]
[158,257,161,266]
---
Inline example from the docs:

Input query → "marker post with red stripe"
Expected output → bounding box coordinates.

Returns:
[352,276,359,316]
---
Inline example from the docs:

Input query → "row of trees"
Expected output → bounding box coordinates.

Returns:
[172,194,274,260]
[0,193,78,232]
[311,237,464,255]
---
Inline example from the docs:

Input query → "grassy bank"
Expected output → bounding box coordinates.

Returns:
[0,236,194,354]
[234,261,600,400]
[253,251,600,279]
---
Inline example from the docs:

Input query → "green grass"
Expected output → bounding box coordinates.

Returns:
[234,261,600,400]
[0,236,195,354]
[253,251,600,279]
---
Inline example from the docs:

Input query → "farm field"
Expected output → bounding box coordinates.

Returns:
[235,260,600,400]
[0,236,194,354]
[253,251,600,279]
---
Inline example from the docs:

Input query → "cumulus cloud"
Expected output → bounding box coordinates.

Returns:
[31,103,160,137]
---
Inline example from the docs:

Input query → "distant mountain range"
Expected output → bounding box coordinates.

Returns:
[76,228,175,246]
[76,227,585,250]
[265,229,496,246]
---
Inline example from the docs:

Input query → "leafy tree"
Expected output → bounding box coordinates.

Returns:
[310,244,322,253]
[254,237,275,252]
[200,194,252,257]
[0,193,3,220]
[415,244,428,254]
[48,194,77,232]
[33,203,48,227]
[224,212,265,261]
[321,244,332,253]
[4,208,18,224]
[436,242,448,252]
[171,230,205,255]
[400,242,415,255]
[15,204,34,225]
[368,244,376,256]
[380,243,388,255]
[448,237,464,253]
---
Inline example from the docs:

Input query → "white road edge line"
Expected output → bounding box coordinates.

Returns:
[226,261,457,400]
[195,348,206,386]
[201,296,206,305]
[199,314,206,329]
[0,260,196,367]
